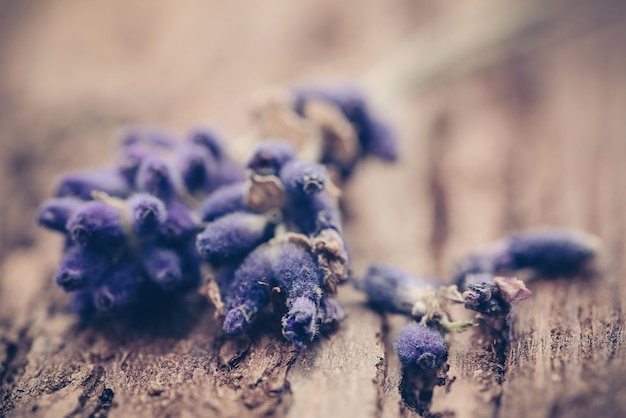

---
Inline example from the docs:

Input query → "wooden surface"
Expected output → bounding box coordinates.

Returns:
[1,1,626,417]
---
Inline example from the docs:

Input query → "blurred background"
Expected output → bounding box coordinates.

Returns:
[1,0,625,270]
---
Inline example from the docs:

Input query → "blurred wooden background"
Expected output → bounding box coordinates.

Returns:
[1,0,626,417]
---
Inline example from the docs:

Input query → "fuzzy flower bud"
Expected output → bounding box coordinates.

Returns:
[396,323,448,370]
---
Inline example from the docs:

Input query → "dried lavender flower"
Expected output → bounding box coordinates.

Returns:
[223,245,275,335]
[462,276,532,318]
[247,140,297,176]
[356,264,470,332]
[196,211,278,265]
[92,257,143,312]
[54,246,110,291]
[280,161,342,235]
[66,201,126,249]
[455,228,600,287]
[36,198,83,233]
[141,245,184,291]
[396,323,447,370]
[55,169,130,200]
[196,182,247,222]
[127,193,167,237]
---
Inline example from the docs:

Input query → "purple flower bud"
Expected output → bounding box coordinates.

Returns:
[396,323,447,370]
[55,169,130,200]
[280,161,342,235]
[196,212,276,264]
[136,156,178,201]
[177,144,217,194]
[187,126,226,161]
[93,258,143,312]
[54,246,109,291]
[505,229,599,277]
[196,182,247,222]
[117,146,152,187]
[274,241,324,348]
[120,126,176,149]
[66,201,126,249]
[141,245,183,291]
[281,297,318,350]
[293,86,398,168]
[247,140,297,176]
[36,198,83,233]
[357,264,429,316]
[463,276,531,317]
[318,295,345,326]
[127,194,167,238]
[223,246,275,335]
[158,200,198,244]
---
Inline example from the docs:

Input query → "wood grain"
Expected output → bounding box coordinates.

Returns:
[1,0,626,417]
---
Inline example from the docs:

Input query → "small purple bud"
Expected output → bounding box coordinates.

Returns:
[318,295,345,326]
[54,246,109,291]
[120,126,175,149]
[66,201,126,249]
[156,200,197,244]
[196,182,247,222]
[196,212,276,264]
[281,161,342,235]
[187,126,225,161]
[396,323,447,370]
[136,156,178,201]
[141,246,183,291]
[177,144,217,194]
[55,169,130,200]
[357,264,429,316]
[282,297,318,350]
[36,198,83,233]
[247,140,297,176]
[505,229,599,277]
[223,246,275,335]
[127,194,167,237]
[93,259,143,312]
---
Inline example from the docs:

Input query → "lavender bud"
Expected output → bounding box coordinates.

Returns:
[66,201,126,249]
[136,156,178,201]
[247,140,297,176]
[223,246,275,335]
[505,229,599,277]
[158,201,197,244]
[177,144,216,193]
[127,194,167,237]
[196,212,276,264]
[275,241,324,348]
[117,146,152,187]
[120,126,175,149]
[318,295,345,326]
[357,264,429,316]
[36,198,83,233]
[93,259,143,312]
[281,297,318,350]
[196,182,247,222]
[188,126,225,161]
[281,161,342,235]
[55,169,130,200]
[54,246,109,291]
[462,276,531,317]
[141,245,183,291]
[396,323,447,370]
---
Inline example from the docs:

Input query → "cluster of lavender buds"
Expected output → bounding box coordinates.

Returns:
[37,86,396,348]
[37,127,243,314]
[453,228,600,288]
[249,85,398,182]
[198,139,350,349]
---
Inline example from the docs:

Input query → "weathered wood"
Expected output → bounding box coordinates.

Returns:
[1,0,626,417]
